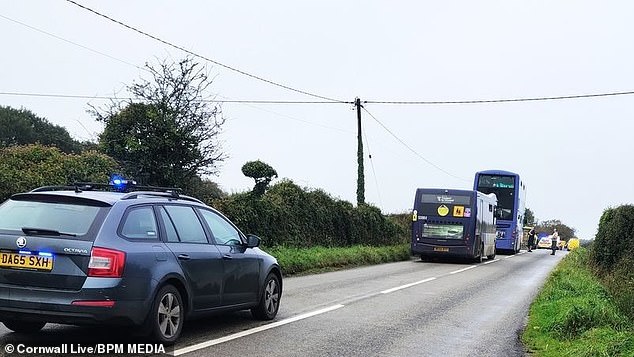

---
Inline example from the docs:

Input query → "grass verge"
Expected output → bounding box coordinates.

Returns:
[522,248,634,356]
[265,243,411,275]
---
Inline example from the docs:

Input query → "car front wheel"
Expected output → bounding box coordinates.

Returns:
[251,273,281,320]
[3,320,46,333]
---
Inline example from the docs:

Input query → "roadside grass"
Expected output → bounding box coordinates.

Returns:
[265,244,411,275]
[522,248,634,356]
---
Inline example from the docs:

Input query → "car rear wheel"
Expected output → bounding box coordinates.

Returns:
[251,273,281,320]
[487,247,496,260]
[3,320,46,333]
[147,285,183,344]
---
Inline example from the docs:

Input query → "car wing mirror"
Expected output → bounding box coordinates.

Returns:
[245,234,261,248]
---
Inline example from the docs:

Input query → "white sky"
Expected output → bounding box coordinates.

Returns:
[2,1,633,240]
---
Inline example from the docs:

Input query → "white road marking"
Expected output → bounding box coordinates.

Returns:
[173,304,345,356]
[449,265,478,274]
[175,255,520,355]
[380,277,437,294]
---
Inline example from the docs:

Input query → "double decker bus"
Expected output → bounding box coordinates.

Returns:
[411,188,497,262]
[473,170,526,254]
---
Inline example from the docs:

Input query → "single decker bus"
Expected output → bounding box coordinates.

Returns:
[411,188,497,262]
[473,170,526,254]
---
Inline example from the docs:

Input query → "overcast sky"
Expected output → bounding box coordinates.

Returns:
[2,1,633,240]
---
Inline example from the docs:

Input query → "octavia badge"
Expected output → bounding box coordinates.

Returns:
[16,236,27,248]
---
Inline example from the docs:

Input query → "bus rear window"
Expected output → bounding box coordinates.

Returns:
[422,223,464,239]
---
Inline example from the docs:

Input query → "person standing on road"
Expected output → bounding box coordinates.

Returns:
[527,228,536,252]
[550,228,559,255]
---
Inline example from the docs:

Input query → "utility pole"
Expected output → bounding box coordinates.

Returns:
[355,97,365,206]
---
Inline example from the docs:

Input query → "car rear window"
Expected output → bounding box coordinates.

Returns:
[0,199,102,236]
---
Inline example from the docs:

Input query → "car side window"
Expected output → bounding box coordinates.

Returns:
[120,206,158,239]
[164,205,208,244]
[158,207,180,243]
[199,209,242,246]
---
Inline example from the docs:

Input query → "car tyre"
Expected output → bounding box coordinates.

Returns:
[251,273,281,320]
[147,285,183,345]
[487,247,496,261]
[3,320,46,333]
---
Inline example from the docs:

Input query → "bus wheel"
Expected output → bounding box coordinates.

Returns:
[474,244,484,263]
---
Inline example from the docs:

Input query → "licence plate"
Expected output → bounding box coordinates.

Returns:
[433,247,449,252]
[0,252,54,271]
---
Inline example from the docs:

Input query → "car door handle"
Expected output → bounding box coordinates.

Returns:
[222,254,233,260]
[177,254,190,260]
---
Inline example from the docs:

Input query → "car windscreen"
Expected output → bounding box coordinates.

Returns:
[0,199,104,236]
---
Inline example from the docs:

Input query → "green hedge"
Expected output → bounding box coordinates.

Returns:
[212,179,409,248]
[590,205,634,321]
[0,144,117,201]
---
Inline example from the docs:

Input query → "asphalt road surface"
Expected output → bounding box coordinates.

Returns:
[0,249,565,357]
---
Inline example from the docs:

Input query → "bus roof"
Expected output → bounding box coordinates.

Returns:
[475,169,520,177]
[415,188,475,196]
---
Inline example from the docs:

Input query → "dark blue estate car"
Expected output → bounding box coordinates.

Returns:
[0,183,282,344]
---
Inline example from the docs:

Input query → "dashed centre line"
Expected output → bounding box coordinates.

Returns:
[449,265,478,274]
[380,277,437,294]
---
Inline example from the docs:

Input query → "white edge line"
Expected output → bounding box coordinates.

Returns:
[173,304,344,356]
[380,277,437,294]
[483,259,499,265]
[449,265,477,274]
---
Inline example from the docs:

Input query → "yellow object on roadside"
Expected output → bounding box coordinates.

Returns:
[567,238,580,250]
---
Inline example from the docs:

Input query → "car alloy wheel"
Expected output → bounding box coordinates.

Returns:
[150,285,183,344]
[252,273,280,320]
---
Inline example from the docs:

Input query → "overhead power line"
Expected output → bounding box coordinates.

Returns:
[365,90,634,105]
[4,89,634,106]
[0,91,349,104]
[0,14,145,72]
[64,0,345,103]
[361,107,469,182]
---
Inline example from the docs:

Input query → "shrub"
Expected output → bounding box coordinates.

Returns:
[591,205,634,271]
[212,179,408,248]
[590,205,634,321]
[0,144,117,201]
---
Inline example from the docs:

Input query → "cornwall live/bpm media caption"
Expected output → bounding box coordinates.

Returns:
[2,342,171,356]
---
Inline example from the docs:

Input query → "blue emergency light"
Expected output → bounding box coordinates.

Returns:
[109,175,136,192]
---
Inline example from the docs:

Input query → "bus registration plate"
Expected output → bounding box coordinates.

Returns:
[433,247,449,252]
[0,252,54,271]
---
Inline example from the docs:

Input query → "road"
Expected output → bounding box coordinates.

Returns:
[0,249,564,357]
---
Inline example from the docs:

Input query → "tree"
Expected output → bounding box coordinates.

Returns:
[535,219,576,240]
[524,207,536,226]
[185,176,226,203]
[95,57,225,189]
[0,106,83,153]
[241,160,278,196]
